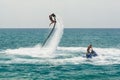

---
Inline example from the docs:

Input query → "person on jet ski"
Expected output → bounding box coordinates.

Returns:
[86,44,97,58]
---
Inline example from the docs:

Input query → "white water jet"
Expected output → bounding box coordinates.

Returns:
[42,16,64,54]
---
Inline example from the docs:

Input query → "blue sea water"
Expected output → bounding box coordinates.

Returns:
[0,28,120,80]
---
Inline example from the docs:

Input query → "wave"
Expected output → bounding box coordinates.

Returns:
[56,47,120,65]
[1,46,120,65]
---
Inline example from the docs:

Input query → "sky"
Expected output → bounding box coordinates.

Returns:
[0,0,120,28]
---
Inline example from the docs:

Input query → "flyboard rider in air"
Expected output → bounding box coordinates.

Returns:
[49,13,56,26]
[42,13,57,47]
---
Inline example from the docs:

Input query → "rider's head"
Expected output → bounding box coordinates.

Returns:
[90,44,92,47]
[51,13,56,17]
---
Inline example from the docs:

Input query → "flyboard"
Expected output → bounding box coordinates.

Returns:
[42,23,56,47]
